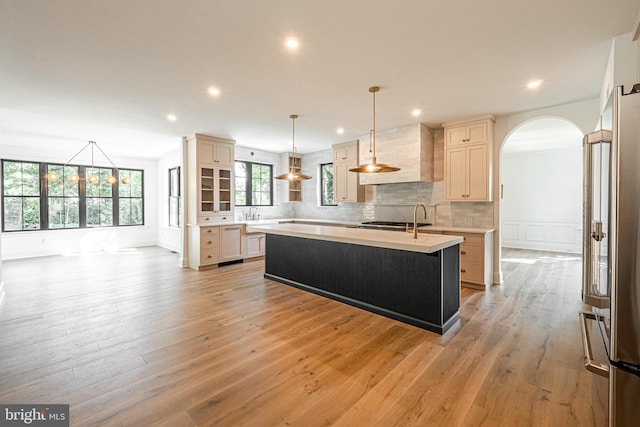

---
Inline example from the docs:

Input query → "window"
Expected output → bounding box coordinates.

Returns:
[47,164,79,229]
[2,161,41,231]
[168,166,180,227]
[1,159,144,231]
[320,163,335,206]
[118,169,144,226]
[235,161,273,206]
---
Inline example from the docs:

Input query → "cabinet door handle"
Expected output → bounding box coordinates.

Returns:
[206,229,212,233]
[207,241,212,244]
[207,255,212,259]
[342,156,347,160]
[461,250,466,255]
[461,269,466,273]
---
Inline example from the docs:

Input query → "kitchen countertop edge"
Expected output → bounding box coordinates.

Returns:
[247,223,463,254]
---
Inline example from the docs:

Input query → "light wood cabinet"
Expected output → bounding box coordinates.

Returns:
[197,165,233,224]
[444,121,489,147]
[198,139,234,167]
[445,143,489,201]
[443,115,494,201]
[187,134,235,224]
[332,140,365,203]
[188,225,220,270]
[220,225,243,262]
[441,230,493,289]
[244,233,266,258]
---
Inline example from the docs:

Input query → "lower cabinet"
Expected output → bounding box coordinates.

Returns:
[243,229,266,259]
[220,225,243,263]
[188,225,220,270]
[442,231,493,289]
[188,223,265,271]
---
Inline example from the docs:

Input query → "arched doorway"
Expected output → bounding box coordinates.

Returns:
[499,117,583,261]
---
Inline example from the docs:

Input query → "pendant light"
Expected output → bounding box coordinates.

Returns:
[275,114,312,180]
[349,86,401,173]
[47,141,131,185]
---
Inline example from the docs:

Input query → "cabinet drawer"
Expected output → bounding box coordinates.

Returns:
[199,214,232,224]
[444,232,483,246]
[200,226,219,237]
[460,261,483,283]
[200,235,219,249]
[200,248,219,265]
[460,243,482,263]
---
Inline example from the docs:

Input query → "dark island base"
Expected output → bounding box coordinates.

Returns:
[264,234,460,334]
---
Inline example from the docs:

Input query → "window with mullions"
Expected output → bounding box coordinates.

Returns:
[118,169,144,226]
[320,163,336,206]
[2,161,41,231]
[1,159,145,231]
[47,164,80,229]
[86,167,114,227]
[235,161,273,206]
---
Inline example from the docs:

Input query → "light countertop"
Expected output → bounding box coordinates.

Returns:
[189,218,493,236]
[246,223,463,254]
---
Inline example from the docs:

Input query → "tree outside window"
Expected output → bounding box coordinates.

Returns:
[2,161,41,231]
[320,163,336,206]
[1,159,144,231]
[235,161,273,206]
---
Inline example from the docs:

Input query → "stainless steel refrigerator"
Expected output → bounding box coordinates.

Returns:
[581,84,640,427]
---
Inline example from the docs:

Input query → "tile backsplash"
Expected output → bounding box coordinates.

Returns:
[236,144,494,229]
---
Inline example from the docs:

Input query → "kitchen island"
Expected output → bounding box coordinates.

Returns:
[247,223,463,334]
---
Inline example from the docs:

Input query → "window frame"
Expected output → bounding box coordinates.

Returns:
[168,166,181,227]
[1,159,145,232]
[234,160,274,207]
[320,162,336,206]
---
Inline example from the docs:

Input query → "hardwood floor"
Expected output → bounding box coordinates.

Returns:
[0,247,607,426]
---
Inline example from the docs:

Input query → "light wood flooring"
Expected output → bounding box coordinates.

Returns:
[0,247,607,426]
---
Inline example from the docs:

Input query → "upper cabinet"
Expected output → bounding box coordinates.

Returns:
[357,123,435,185]
[198,139,234,167]
[186,134,236,224]
[445,121,489,147]
[332,140,365,203]
[443,115,495,202]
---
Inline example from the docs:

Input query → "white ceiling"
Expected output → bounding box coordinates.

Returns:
[1,0,638,159]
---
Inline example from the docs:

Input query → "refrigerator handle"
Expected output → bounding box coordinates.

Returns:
[579,311,610,378]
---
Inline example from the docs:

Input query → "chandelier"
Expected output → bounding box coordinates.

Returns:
[47,141,131,185]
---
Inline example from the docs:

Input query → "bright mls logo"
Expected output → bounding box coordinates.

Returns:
[1,405,69,426]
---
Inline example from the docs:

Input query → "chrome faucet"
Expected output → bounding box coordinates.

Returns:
[413,202,427,239]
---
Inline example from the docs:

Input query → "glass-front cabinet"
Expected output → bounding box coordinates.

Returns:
[198,164,233,222]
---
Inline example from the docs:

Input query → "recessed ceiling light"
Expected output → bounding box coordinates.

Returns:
[285,37,299,50]
[166,114,177,122]
[527,79,543,89]
[208,86,221,96]
[411,109,422,117]
[336,127,345,135]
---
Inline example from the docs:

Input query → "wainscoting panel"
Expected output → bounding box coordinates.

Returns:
[502,219,582,253]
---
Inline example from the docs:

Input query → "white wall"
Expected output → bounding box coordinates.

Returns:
[600,32,639,110]
[1,143,159,259]
[156,146,182,253]
[501,147,582,253]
